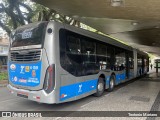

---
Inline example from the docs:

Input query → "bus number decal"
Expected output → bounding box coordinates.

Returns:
[22,31,32,39]
[78,84,82,93]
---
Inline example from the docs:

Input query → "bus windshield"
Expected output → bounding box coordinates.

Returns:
[10,22,48,47]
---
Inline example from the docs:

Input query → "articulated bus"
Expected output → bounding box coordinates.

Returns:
[8,21,149,104]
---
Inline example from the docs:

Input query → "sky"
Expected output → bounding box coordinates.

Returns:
[0,28,5,36]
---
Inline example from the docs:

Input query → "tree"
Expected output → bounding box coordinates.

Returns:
[0,0,33,34]
[31,3,80,27]
[0,0,80,35]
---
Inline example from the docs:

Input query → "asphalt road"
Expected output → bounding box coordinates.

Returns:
[0,86,101,111]
[0,77,138,112]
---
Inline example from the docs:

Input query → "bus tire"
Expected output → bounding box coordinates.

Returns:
[94,77,105,97]
[108,75,115,92]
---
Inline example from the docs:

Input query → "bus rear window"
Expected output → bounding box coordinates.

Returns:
[10,22,48,47]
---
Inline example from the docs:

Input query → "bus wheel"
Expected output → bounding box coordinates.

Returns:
[94,77,105,97]
[108,75,115,92]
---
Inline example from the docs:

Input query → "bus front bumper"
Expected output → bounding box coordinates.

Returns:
[7,84,57,104]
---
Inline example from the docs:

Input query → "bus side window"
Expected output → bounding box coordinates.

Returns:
[107,46,114,70]
[66,36,81,54]
[129,52,134,69]
[97,43,107,70]
[60,29,66,69]
[66,35,82,76]
[81,39,95,55]
[81,39,97,75]
[115,48,126,71]
[81,39,96,63]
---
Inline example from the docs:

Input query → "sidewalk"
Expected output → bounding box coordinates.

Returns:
[148,68,156,74]
[147,68,160,78]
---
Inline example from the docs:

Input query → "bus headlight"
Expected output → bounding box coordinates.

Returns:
[43,64,55,94]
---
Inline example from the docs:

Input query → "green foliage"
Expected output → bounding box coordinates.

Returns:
[0,0,34,34]
[31,3,80,26]
[0,72,8,81]
[0,0,81,34]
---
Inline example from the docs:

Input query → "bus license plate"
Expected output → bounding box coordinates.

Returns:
[17,93,28,98]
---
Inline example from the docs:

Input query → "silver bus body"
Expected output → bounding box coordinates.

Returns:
[8,21,149,104]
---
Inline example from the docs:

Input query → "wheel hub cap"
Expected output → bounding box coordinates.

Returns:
[110,79,114,88]
[98,83,103,92]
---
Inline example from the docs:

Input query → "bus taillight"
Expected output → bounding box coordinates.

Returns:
[43,64,55,93]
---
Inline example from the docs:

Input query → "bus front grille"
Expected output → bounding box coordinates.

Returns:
[10,50,41,62]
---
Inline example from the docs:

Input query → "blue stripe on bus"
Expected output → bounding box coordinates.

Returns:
[129,72,134,78]
[106,76,110,85]
[115,73,126,84]
[59,73,127,101]
[60,79,98,101]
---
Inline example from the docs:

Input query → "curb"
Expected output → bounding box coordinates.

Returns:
[0,80,8,87]
[0,84,7,87]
